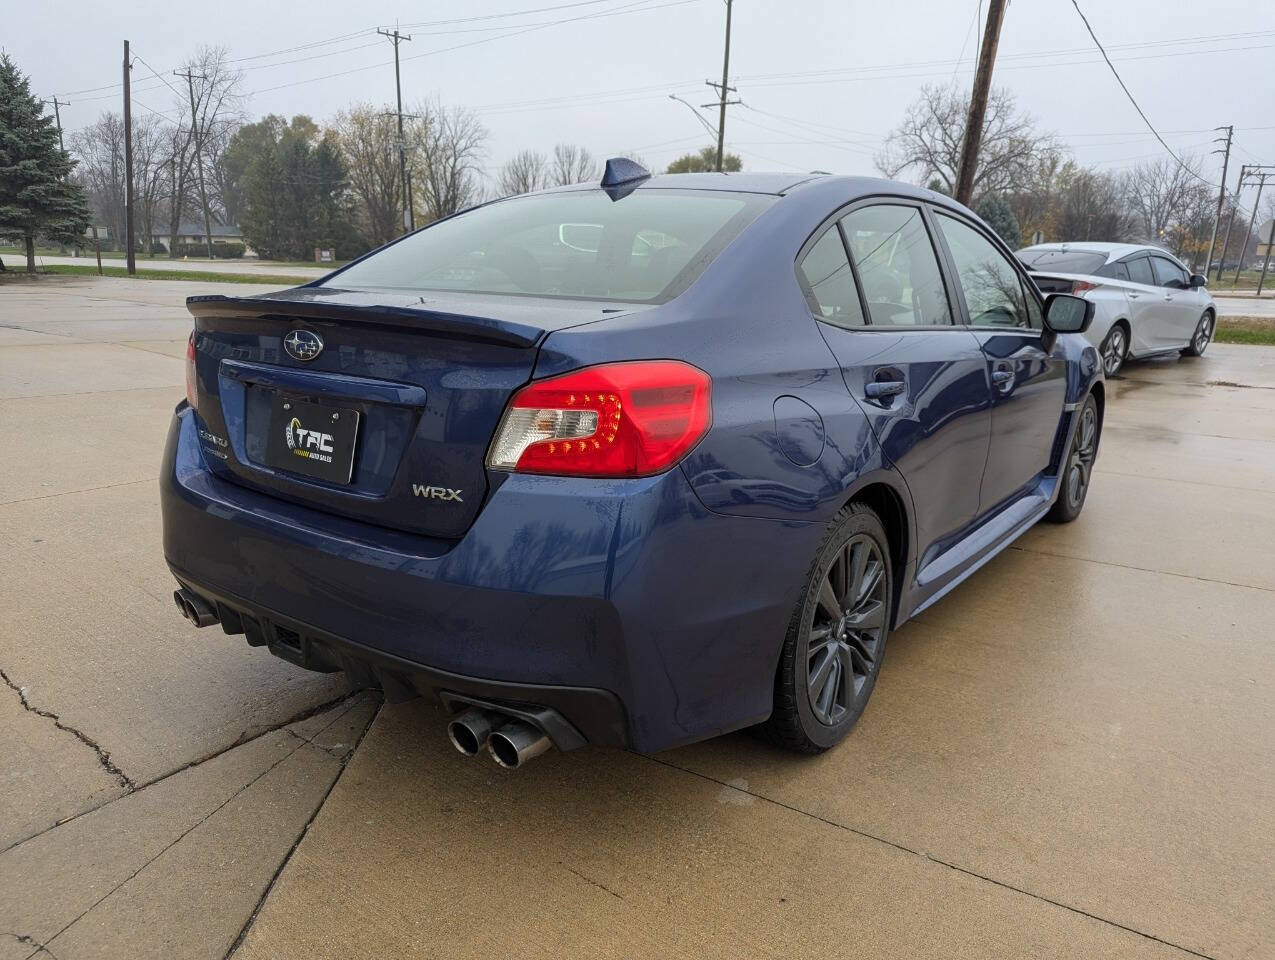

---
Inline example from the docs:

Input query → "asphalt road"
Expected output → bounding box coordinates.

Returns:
[2,275,1272,960]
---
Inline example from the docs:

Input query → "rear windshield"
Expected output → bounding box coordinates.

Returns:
[1015,250,1108,275]
[326,188,774,303]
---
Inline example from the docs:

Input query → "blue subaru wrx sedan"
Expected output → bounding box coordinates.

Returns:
[162,161,1102,766]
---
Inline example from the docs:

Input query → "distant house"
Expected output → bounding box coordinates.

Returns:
[151,222,253,255]
[1258,220,1274,263]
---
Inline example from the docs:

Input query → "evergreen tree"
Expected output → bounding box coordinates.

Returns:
[0,54,91,272]
[975,192,1022,249]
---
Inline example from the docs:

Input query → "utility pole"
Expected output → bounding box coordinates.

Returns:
[1204,125,1232,277]
[1216,164,1245,282]
[123,41,136,276]
[1234,170,1271,288]
[954,0,1007,207]
[1258,218,1273,295]
[702,0,736,172]
[42,97,67,153]
[175,68,215,260]
[378,27,414,233]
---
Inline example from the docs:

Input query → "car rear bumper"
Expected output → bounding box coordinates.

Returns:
[161,404,821,753]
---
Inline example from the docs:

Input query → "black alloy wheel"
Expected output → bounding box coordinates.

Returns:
[761,504,892,753]
[1047,394,1099,523]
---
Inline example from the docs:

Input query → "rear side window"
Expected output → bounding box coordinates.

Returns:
[936,213,1036,329]
[1151,255,1188,288]
[325,189,773,303]
[840,205,952,326]
[1126,257,1155,285]
[798,228,865,327]
[1097,261,1131,281]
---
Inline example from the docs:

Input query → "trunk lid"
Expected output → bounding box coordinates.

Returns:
[187,286,636,538]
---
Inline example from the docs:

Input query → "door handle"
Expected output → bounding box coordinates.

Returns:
[865,380,906,400]
[991,369,1014,385]
[1128,292,1141,299]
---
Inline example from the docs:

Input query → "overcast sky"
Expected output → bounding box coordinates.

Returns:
[8,0,1274,191]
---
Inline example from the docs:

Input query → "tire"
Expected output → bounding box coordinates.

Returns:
[760,503,892,753]
[1047,393,1100,523]
[1100,324,1128,377]
[1181,311,1214,357]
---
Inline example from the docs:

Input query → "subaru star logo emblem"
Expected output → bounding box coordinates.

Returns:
[283,329,324,362]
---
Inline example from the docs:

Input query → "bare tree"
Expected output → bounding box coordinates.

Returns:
[131,114,171,254]
[172,46,244,256]
[877,84,1062,199]
[549,143,597,186]
[409,100,488,222]
[498,149,548,197]
[70,113,128,245]
[1123,155,1204,247]
[334,104,404,249]
[1057,165,1134,243]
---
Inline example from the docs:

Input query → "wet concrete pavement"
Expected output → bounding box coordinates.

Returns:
[2,276,1271,959]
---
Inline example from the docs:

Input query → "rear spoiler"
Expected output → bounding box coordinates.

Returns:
[186,294,546,348]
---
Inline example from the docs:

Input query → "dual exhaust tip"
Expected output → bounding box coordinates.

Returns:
[173,588,218,628]
[447,708,553,769]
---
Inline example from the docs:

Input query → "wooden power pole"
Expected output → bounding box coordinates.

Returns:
[378,27,414,233]
[123,41,136,276]
[175,68,216,260]
[1204,125,1233,276]
[706,0,736,173]
[954,0,1007,207]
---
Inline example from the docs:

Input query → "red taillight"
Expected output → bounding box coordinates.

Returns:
[185,331,198,410]
[1072,280,1098,294]
[487,360,712,477]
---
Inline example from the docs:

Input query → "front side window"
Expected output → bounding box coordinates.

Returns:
[840,205,952,326]
[1126,256,1155,286]
[325,189,773,303]
[1151,255,1188,288]
[936,213,1035,329]
[798,227,865,327]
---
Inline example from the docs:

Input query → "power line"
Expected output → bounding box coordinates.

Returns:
[1068,0,1216,189]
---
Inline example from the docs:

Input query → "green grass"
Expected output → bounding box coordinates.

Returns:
[11,264,309,285]
[1215,326,1275,346]
[1,247,345,269]
[1215,317,1275,346]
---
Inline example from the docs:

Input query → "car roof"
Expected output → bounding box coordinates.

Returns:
[1015,242,1175,263]
[546,171,955,202]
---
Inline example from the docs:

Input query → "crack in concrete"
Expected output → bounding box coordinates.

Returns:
[222,700,381,960]
[1,689,363,856]
[4,930,59,959]
[1007,544,1273,594]
[647,756,1218,960]
[0,668,135,792]
[562,864,625,901]
[33,695,378,958]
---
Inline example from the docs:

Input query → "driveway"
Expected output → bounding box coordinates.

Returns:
[2,276,1272,960]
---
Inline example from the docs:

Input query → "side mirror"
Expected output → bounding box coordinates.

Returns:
[1189,273,1208,288]
[1043,293,1094,335]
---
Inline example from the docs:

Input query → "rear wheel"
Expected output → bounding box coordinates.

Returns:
[761,503,892,753]
[1047,394,1099,523]
[1100,324,1128,377]
[1181,311,1213,357]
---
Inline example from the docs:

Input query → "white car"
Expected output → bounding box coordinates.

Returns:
[1016,243,1217,377]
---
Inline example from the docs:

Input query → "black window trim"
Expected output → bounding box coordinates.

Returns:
[925,203,1046,335]
[793,194,961,333]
